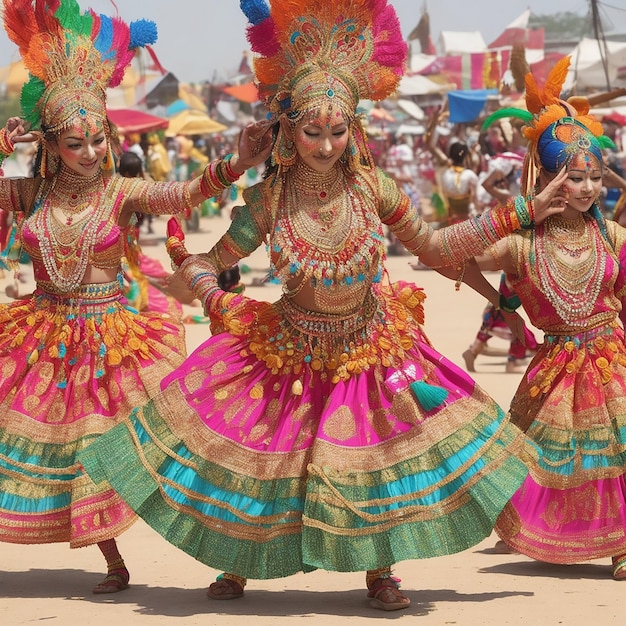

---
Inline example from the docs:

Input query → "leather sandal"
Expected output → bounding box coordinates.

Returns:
[207,575,245,600]
[367,577,410,611]
[92,567,130,594]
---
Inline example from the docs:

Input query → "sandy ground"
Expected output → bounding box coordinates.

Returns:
[0,210,622,625]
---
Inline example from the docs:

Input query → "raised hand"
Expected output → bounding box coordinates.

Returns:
[5,117,37,144]
[235,119,274,171]
[532,167,570,225]
[165,217,190,268]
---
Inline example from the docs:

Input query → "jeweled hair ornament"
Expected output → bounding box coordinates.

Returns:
[241,0,407,114]
[240,0,407,171]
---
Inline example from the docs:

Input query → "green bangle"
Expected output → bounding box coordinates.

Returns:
[514,195,534,229]
[499,293,520,313]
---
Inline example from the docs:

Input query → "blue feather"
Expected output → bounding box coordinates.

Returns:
[240,0,270,25]
[129,19,158,49]
[93,14,115,63]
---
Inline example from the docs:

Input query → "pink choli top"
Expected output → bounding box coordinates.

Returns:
[0,175,192,294]
[506,216,626,336]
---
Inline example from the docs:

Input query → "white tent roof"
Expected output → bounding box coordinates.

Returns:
[408,49,437,74]
[564,37,626,91]
[438,31,487,55]
[398,74,455,96]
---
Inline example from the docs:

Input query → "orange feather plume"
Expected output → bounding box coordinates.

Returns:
[525,55,571,114]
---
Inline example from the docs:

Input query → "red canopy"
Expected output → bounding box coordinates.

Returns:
[603,111,626,127]
[107,108,169,134]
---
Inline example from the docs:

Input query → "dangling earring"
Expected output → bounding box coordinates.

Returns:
[40,147,59,178]
[272,128,297,168]
[101,141,115,174]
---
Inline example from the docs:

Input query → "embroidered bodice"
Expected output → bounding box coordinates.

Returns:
[21,181,123,289]
[268,168,386,314]
[219,166,412,315]
[507,214,626,335]
[0,173,194,294]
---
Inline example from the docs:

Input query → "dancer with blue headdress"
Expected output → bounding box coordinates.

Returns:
[475,56,626,579]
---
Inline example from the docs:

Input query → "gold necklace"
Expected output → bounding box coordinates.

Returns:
[291,163,344,204]
[546,214,592,259]
[271,169,382,295]
[533,215,604,324]
[30,173,110,292]
[48,164,104,225]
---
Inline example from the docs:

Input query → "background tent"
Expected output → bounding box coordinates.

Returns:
[398,74,454,96]
[222,82,259,104]
[564,38,626,91]
[165,109,226,136]
[107,109,169,134]
[447,89,498,123]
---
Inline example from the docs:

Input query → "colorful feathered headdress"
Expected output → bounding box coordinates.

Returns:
[3,0,157,134]
[240,0,407,118]
[483,56,615,194]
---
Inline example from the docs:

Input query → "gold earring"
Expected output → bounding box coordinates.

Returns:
[272,130,297,167]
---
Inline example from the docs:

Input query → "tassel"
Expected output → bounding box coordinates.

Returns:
[410,379,448,411]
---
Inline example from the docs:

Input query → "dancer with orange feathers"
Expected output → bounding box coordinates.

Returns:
[477,56,626,579]
[0,0,270,594]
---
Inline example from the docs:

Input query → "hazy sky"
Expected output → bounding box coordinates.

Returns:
[0,0,624,83]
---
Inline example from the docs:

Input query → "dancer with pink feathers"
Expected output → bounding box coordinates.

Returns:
[81,0,563,611]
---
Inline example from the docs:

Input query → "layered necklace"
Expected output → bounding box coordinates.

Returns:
[290,165,352,250]
[533,214,605,324]
[272,164,383,293]
[47,165,105,225]
[31,164,107,292]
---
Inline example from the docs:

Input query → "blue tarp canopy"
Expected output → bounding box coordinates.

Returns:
[448,89,498,123]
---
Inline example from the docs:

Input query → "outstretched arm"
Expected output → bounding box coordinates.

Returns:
[418,167,569,268]
[119,120,273,224]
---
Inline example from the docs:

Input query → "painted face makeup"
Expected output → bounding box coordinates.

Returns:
[293,105,350,172]
[53,119,108,177]
[560,152,603,218]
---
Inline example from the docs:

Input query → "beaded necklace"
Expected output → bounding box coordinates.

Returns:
[30,168,108,292]
[532,213,605,324]
[47,165,105,225]
[271,165,385,296]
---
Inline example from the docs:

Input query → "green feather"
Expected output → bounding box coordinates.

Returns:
[598,135,617,150]
[20,77,46,128]
[54,0,93,37]
[410,380,449,411]
[482,107,533,130]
